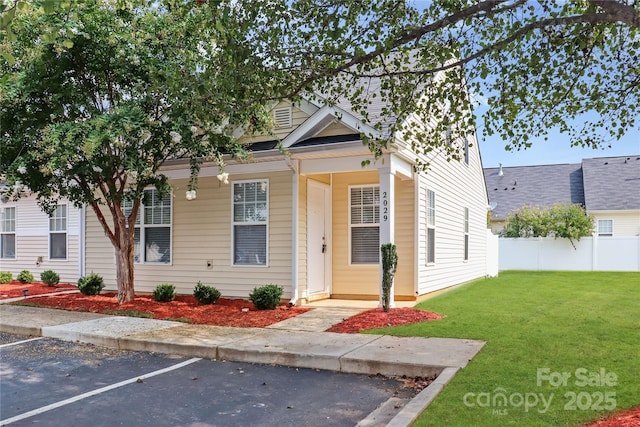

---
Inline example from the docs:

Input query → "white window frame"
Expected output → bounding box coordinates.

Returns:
[597,219,613,237]
[49,204,67,261]
[426,189,435,265]
[232,179,269,267]
[123,188,172,264]
[0,206,16,259]
[464,207,469,261]
[463,137,470,165]
[349,185,380,265]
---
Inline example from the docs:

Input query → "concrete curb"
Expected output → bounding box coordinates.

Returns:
[386,367,460,427]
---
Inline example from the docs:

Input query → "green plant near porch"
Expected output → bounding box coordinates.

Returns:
[381,243,398,312]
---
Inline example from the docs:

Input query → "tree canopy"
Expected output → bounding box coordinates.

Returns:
[0,0,296,302]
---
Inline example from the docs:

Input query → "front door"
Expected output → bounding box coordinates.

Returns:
[307,180,331,297]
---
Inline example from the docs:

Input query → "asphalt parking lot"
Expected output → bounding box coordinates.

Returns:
[0,332,413,426]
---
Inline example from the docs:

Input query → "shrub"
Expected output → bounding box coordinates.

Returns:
[193,281,221,305]
[0,271,12,284]
[153,283,176,302]
[77,273,105,296]
[40,270,60,286]
[249,284,283,310]
[17,270,34,284]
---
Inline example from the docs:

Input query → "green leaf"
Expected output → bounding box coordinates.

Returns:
[62,39,74,49]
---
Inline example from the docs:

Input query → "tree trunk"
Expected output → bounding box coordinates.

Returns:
[115,235,136,304]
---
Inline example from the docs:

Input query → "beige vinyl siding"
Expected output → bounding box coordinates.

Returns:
[238,101,310,144]
[591,211,640,237]
[412,131,490,294]
[315,122,357,138]
[331,171,415,299]
[85,172,293,298]
[1,196,81,284]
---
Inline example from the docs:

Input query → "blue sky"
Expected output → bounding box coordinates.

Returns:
[477,115,640,168]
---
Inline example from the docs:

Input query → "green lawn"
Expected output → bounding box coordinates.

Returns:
[370,271,640,426]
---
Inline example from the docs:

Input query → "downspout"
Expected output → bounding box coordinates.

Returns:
[286,158,300,306]
[79,205,86,282]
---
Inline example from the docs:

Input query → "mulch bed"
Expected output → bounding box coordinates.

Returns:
[583,405,640,427]
[0,281,77,299]
[326,307,445,333]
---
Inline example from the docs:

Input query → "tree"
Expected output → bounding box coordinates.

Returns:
[246,0,639,166]
[0,0,292,303]
[500,204,595,248]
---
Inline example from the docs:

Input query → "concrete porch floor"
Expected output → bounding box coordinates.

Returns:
[303,298,417,309]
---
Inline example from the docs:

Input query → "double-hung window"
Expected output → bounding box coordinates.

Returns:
[123,189,171,263]
[597,219,613,237]
[464,207,469,261]
[350,186,380,264]
[233,180,268,266]
[49,205,67,260]
[0,207,16,259]
[426,190,435,264]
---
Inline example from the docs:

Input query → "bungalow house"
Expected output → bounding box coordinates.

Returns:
[2,94,494,305]
[484,155,640,236]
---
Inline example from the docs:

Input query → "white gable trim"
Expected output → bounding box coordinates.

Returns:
[282,104,382,148]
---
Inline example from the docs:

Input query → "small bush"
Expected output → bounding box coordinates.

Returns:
[153,283,176,302]
[249,284,283,310]
[193,281,221,305]
[17,270,34,284]
[77,273,105,296]
[40,270,60,286]
[0,271,12,284]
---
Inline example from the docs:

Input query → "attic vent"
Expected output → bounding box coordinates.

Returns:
[273,107,292,129]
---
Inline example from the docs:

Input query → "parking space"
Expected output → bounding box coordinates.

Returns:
[1,333,410,426]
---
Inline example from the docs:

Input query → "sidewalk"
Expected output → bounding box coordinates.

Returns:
[0,302,485,426]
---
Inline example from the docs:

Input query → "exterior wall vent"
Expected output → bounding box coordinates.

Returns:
[273,107,292,129]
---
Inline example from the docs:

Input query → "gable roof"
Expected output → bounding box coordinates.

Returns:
[484,163,584,220]
[484,155,640,220]
[582,155,640,211]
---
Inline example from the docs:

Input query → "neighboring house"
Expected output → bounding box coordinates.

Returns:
[484,155,640,236]
[0,193,84,284]
[80,94,493,304]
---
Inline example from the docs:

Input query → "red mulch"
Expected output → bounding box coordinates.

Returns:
[583,406,640,427]
[326,307,445,333]
[12,290,309,328]
[0,281,77,299]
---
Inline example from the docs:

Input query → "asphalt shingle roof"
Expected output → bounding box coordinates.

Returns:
[484,163,584,220]
[582,155,640,211]
[484,155,640,220]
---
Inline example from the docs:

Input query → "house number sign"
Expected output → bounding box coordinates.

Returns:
[382,191,389,222]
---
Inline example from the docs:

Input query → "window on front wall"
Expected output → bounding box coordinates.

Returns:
[1,207,16,259]
[49,205,67,260]
[597,219,613,237]
[426,190,435,264]
[464,207,469,261]
[350,186,380,264]
[233,180,268,266]
[123,189,171,263]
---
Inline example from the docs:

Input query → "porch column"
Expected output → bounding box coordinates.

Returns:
[378,166,395,308]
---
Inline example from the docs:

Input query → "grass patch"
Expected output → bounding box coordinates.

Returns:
[370,271,640,427]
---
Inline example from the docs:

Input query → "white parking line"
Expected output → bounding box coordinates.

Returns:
[0,357,202,426]
[0,337,44,348]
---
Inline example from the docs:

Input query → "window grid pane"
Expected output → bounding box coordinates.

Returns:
[598,220,613,236]
[350,186,380,264]
[1,234,16,259]
[123,189,171,264]
[233,181,268,266]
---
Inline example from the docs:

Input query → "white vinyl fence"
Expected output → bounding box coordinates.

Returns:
[499,236,640,272]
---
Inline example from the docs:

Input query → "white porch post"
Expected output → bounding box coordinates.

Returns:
[378,166,395,308]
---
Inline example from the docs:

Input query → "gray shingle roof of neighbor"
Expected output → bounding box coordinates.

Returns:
[484,155,640,220]
[582,155,640,211]
[483,163,585,220]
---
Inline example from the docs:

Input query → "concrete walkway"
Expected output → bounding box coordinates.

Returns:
[0,302,485,426]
